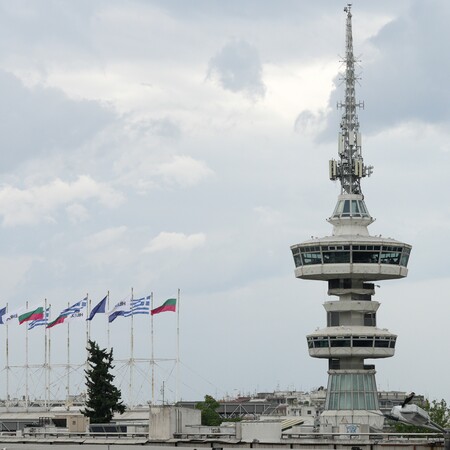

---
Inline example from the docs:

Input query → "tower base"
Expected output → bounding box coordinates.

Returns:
[320,369,385,431]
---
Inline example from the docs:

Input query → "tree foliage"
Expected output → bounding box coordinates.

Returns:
[196,395,222,426]
[82,339,126,423]
[392,399,450,433]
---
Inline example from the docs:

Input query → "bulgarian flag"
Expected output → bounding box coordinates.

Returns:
[19,306,44,325]
[151,298,176,316]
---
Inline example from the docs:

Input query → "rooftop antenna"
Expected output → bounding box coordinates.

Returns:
[330,3,373,194]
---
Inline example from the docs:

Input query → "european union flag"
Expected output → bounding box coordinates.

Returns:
[87,296,107,321]
[0,306,6,325]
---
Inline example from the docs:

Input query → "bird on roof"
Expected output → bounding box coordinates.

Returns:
[401,391,415,408]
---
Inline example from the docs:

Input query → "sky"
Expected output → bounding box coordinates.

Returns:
[0,0,450,406]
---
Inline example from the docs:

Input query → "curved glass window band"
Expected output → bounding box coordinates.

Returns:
[292,244,411,268]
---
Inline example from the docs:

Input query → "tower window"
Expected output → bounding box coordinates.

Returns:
[327,312,340,326]
[329,359,340,370]
[364,313,376,326]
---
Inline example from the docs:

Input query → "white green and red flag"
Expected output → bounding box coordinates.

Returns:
[19,306,44,324]
[151,298,176,316]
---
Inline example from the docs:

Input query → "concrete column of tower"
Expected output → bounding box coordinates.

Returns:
[290,5,412,432]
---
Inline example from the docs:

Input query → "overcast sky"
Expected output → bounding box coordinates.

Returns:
[1,0,450,406]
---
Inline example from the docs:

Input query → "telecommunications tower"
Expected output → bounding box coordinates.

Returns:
[290,5,412,429]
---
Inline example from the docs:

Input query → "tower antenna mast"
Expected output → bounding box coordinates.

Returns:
[331,3,372,194]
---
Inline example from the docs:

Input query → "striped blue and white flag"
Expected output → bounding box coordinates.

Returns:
[129,296,150,316]
[28,308,50,330]
[108,295,150,323]
[61,297,88,319]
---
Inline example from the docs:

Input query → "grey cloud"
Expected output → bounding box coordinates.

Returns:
[320,0,450,139]
[0,70,115,171]
[295,110,327,136]
[208,40,266,99]
[130,118,181,139]
[0,1,97,52]
[145,0,398,21]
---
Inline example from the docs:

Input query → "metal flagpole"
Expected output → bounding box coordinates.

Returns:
[5,302,9,411]
[107,291,110,350]
[151,292,154,404]
[48,307,51,410]
[86,294,90,371]
[25,301,29,410]
[176,288,180,404]
[129,287,134,408]
[44,299,48,409]
[66,301,70,404]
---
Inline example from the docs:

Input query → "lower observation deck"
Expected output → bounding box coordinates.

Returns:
[307,326,396,359]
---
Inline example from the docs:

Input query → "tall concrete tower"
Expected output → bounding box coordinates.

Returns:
[290,5,412,430]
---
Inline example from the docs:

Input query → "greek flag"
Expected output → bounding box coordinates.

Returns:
[61,297,88,319]
[129,296,150,316]
[28,308,50,330]
[47,297,88,328]
[108,295,150,323]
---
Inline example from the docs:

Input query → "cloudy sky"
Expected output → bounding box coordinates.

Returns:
[1,0,450,406]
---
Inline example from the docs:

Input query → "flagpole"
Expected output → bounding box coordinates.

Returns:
[25,301,29,410]
[87,293,90,341]
[130,287,134,408]
[176,288,180,404]
[107,291,110,350]
[5,302,9,411]
[66,301,70,406]
[86,293,90,373]
[44,299,48,409]
[151,292,154,404]
[48,308,51,411]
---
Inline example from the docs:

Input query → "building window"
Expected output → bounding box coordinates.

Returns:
[364,313,376,326]
[326,373,379,410]
[327,312,340,327]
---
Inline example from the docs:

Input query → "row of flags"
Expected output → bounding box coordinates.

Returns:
[0,296,177,331]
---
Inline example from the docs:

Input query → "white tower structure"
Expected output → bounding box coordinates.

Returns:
[290,5,412,430]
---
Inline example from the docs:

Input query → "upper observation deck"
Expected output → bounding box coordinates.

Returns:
[291,234,411,281]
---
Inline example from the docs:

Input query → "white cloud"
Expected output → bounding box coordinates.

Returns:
[65,203,89,223]
[78,226,133,268]
[0,175,123,226]
[143,231,206,253]
[116,153,214,192]
[82,226,128,251]
[254,206,283,226]
[156,155,214,187]
[0,255,36,296]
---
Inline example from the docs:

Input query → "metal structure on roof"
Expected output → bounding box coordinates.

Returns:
[330,3,372,195]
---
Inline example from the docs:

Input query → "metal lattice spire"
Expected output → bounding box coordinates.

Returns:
[329,4,373,194]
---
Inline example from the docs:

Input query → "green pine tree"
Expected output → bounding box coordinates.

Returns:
[82,339,126,423]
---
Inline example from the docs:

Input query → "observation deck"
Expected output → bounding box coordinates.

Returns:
[307,326,396,359]
[291,235,411,281]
